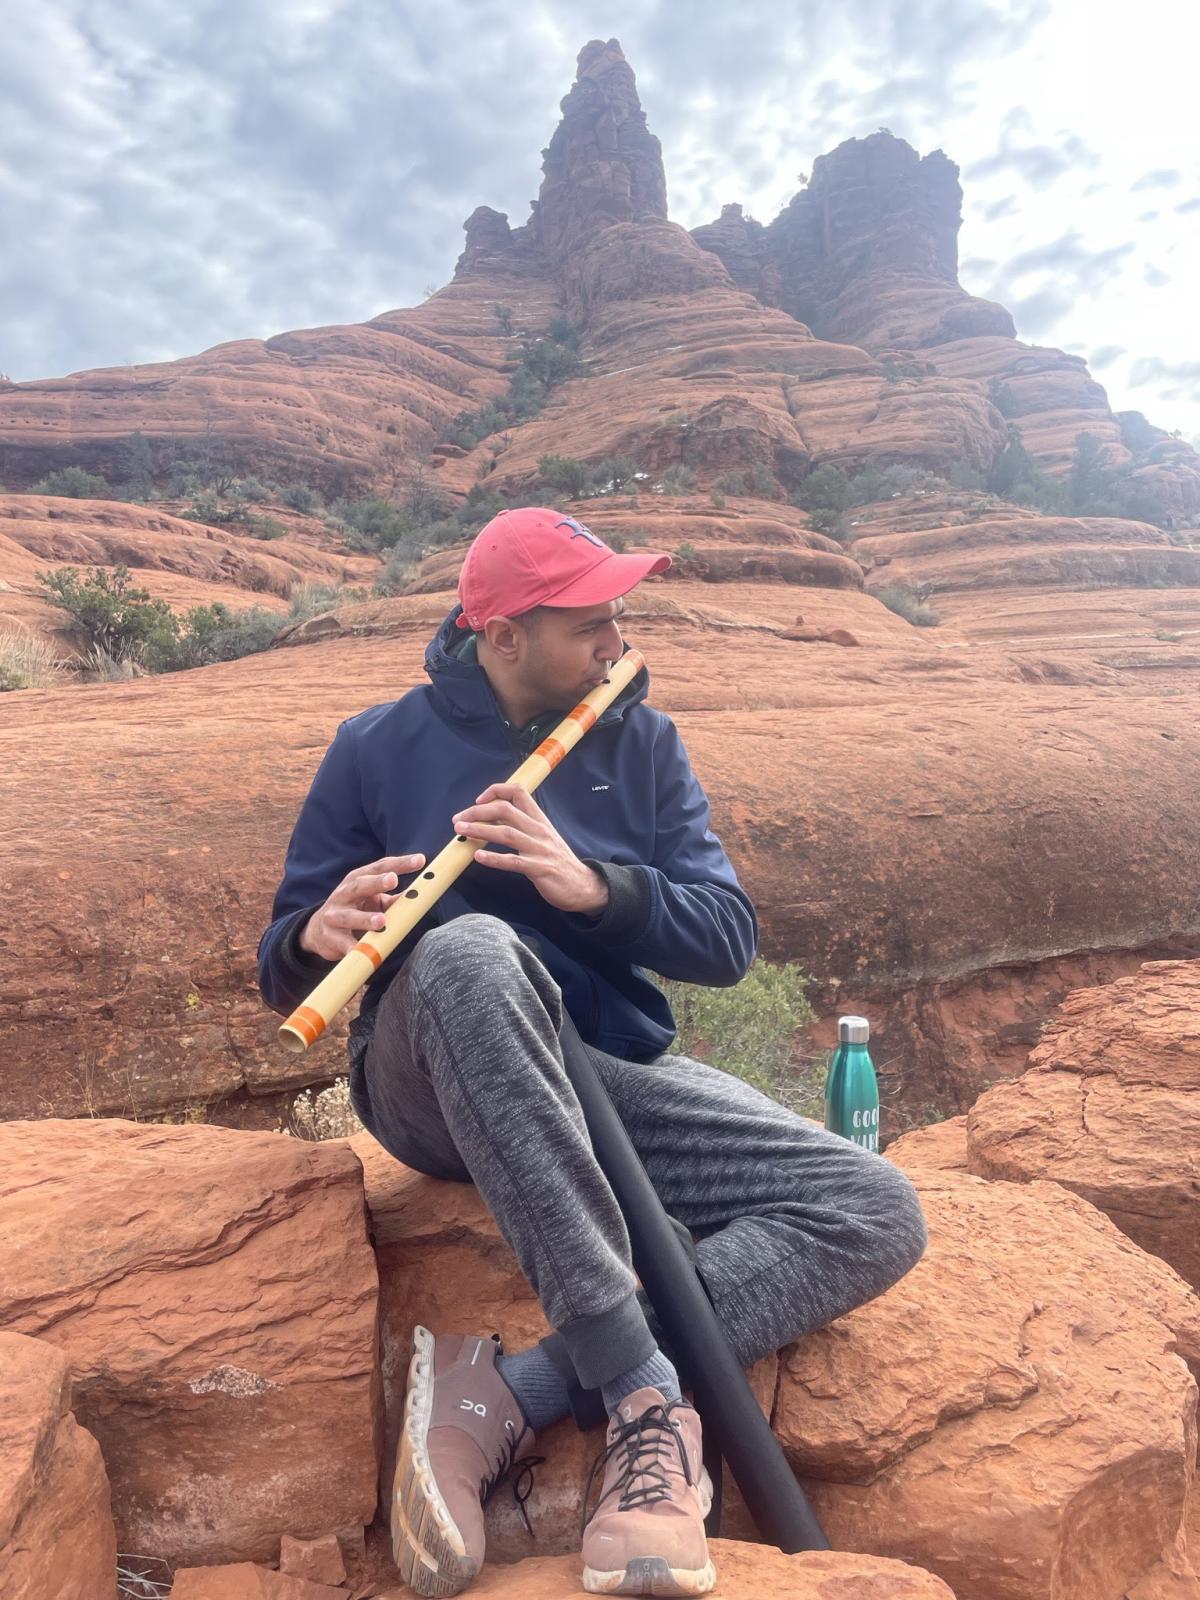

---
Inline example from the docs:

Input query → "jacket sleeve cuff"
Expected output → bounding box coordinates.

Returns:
[572,860,653,943]
[276,905,335,989]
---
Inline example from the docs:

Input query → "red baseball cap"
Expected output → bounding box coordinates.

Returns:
[456,507,671,630]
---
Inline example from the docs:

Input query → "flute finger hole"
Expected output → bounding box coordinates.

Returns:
[404,889,419,899]
[455,834,468,843]
[422,871,435,879]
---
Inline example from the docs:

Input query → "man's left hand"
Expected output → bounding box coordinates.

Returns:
[452,783,609,916]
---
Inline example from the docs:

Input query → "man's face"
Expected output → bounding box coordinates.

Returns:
[516,597,626,709]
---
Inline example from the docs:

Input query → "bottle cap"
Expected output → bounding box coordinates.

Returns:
[837,1015,870,1043]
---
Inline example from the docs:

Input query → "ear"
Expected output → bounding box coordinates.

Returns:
[482,615,522,662]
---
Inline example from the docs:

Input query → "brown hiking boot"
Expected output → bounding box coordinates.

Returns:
[580,1388,716,1597]
[392,1326,539,1597]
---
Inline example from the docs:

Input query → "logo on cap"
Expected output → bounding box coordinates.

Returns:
[555,516,604,548]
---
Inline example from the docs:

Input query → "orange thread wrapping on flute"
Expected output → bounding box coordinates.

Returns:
[568,704,597,733]
[351,941,384,969]
[289,1006,327,1046]
[537,736,569,769]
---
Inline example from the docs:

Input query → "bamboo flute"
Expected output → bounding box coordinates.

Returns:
[278,647,645,1054]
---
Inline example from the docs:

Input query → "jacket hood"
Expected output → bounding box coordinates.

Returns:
[424,604,651,729]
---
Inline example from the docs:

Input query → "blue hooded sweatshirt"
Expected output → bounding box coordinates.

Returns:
[257,607,758,1062]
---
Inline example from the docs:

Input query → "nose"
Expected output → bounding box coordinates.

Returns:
[596,617,623,662]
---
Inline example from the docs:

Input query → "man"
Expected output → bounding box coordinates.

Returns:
[258,507,926,1599]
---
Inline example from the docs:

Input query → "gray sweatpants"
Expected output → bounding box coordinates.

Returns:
[354,915,926,1395]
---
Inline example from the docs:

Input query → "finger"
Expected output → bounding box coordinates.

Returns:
[472,848,532,873]
[454,800,530,831]
[353,853,426,881]
[342,865,424,901]
[473,782,533,809]
[327,905,392,933]
[456,822,526,848]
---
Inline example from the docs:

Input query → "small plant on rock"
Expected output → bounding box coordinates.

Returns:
[876,585,940,627]
[30,465,112,498]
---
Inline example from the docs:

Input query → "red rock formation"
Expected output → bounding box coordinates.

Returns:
[170,1568,347,1599]
[0,1120,380,1568]
[530,39,667,268]
[0,1332,116,1600]
[353,1128,1198,1598]
[464,1543,958,1597]
[966,959,1200,1291]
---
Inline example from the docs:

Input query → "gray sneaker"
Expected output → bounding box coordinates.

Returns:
[392,1326,539,1596]
[581,1388,716,1596]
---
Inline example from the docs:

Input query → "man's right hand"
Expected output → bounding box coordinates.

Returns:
[299,853,427,961]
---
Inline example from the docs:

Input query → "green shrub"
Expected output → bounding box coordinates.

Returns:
[231,476,273,503]
[244,513,287,539]
[712,469,747,495]
[538,455,594,498]
[119,432,157,500]
[745,463,782,498]
[517,337,584,389]
[876,585,940,627]
[182,490,240,525]
[37,563,286,672]
[448,332,584,449]
[280,483,323,514]
[494,302,514,336]
[808,507,845,537]
[547,314,579,349]
[948,461,985,491]
[30,465,112,498]
[988,378,1020,418]
[593,457,641,494]
[709,489,726,509]
[660,464,697,493]
[794,464,851,513]
[38,565,178,664]
[659,959,820,1115]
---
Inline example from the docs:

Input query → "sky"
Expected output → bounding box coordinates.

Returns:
[2,0,1197,443]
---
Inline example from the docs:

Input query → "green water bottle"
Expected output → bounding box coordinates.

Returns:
[825,1015,880,1152]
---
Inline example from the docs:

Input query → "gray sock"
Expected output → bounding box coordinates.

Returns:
[601,1348,682,1417]
[496,1344,571,1432]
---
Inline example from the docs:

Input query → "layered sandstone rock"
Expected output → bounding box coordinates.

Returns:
[691,132,1200,505]
[5,567,1200,1122]
[0,1120,380,1568]
[0,1332,116,1600]
[354,1130,1199,1599]
[966,959,1200,1291]
[170,1567,347,1599]
[464,1541,958,1597]
[530,38,667,268]
[789,1157,1200,1600]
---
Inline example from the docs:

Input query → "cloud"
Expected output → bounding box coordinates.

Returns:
[981,195,1017,222]
[1128,356,1200,404]
[1137,210,1160,223]
[1009,286,1075,336]
[970,228,1137,344]
[965,120,1099,191]
[1176,197,1200,215]
[1130,168,1182,192]
[1089,345,1126,368]
[1143,264,1171,288]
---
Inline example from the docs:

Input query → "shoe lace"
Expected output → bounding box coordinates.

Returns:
[580,1400,694,1538]
[478,1418,545,1539]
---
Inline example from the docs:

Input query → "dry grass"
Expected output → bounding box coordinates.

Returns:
[79,644,140,682]
[288,1079,365,1140]
[0,631,66,691]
